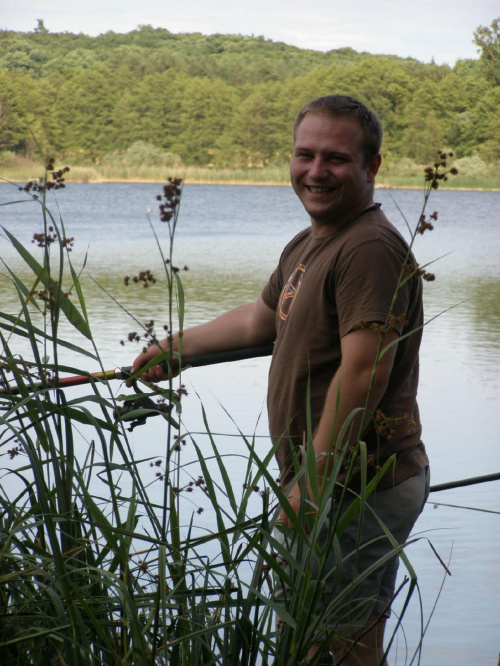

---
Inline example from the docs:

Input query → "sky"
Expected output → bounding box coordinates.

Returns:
[1,0,498,66]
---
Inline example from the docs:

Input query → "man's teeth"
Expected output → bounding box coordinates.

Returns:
[308,186,334,193]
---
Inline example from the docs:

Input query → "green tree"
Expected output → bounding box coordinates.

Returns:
[398,68,475,162]
[465,87,500,160]
[474,17,500,84]
[0,71,51,155]
[231,85,290,166]
[326,59,418,158]
[0,72,23,150]
[1,37,35,75]
[172,77,239,166]
[110,70,192,154]
[53,66,122,156]
[34,19,49,34]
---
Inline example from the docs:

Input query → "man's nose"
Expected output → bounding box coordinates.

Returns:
[308,158,328,179]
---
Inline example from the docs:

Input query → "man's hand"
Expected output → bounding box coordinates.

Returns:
[126,338,174,386]
[278,478,321,530]
[278,480,303,528]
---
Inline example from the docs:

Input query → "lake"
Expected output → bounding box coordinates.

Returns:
[1,181,499,664]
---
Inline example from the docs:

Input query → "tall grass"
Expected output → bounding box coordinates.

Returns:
[0,156,448,665]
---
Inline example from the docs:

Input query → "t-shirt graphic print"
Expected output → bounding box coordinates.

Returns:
[279,264,305,321]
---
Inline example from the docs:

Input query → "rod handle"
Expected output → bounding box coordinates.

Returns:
[120,342,274,379]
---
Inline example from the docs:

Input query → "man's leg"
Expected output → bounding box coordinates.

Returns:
[307,467,429,664]
[277,468,429,664]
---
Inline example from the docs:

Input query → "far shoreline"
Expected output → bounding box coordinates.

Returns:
[93,179,500,192]
[1,170,499,193]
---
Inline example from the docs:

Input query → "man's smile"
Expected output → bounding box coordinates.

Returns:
[306,186,336,194]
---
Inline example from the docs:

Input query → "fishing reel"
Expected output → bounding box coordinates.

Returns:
[114,380,171,431]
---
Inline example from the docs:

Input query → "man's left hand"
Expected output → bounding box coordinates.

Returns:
[278,480,318,530]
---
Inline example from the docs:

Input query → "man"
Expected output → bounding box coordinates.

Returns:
[131,95,429,664]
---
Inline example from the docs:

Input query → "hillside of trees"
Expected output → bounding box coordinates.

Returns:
[0,19,499,175]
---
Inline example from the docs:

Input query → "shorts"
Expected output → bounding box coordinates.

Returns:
[273,466,430,637]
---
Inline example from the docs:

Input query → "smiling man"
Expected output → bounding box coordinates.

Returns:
[131,95,429,665]
[263,96,429,665]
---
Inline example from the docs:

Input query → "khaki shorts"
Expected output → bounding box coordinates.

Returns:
[274,467,430,637]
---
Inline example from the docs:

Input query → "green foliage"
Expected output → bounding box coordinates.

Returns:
[474,18,500,84]
[102,141,182,168]
[380,157,422,179]
[0,20,499,170]
[451,153,490,179]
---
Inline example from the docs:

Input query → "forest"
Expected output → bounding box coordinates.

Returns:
[0,18,499,182]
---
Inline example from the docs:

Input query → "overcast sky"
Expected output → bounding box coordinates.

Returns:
[1,0,497,66]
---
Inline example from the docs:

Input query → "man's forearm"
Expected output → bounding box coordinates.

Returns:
[129,296,276,382]
[175,302,275,358]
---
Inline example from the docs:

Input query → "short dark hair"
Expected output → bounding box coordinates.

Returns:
[293,95,383,163]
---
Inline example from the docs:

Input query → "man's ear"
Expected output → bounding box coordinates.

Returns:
[367,153,382,183]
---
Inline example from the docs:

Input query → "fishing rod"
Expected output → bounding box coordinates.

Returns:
[429,472,500,493]
[0,343,275,397]
[0,343,275,431]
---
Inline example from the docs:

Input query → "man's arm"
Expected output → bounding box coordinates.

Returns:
[128,295,276,383]
[279,326,398,526]
[313,326,398,463]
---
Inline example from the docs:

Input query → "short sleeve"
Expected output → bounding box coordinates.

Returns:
[261,229,311,312]
[334,239,410,338]
[261,264,282,312]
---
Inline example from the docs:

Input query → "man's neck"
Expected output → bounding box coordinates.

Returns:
[311,200,377,239]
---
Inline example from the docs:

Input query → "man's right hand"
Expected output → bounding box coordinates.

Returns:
[126,338,174,386]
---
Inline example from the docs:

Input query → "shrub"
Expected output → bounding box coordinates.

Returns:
[103,141,183,168]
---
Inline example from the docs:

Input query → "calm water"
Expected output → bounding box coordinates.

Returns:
[1,182,500,664]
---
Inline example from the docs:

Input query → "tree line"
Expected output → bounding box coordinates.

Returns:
[0,19,499,169]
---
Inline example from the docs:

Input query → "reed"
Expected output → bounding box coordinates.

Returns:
[0,153,450,664]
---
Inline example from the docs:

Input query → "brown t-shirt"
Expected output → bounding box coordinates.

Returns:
[261,205,429,490]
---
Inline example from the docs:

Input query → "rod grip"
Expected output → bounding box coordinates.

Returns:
[121,342,274,379]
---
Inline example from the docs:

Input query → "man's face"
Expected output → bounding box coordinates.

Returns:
[290,112,381,236]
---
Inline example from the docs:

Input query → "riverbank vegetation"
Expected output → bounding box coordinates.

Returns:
[0,18,499,189]
[1,150,499,189]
